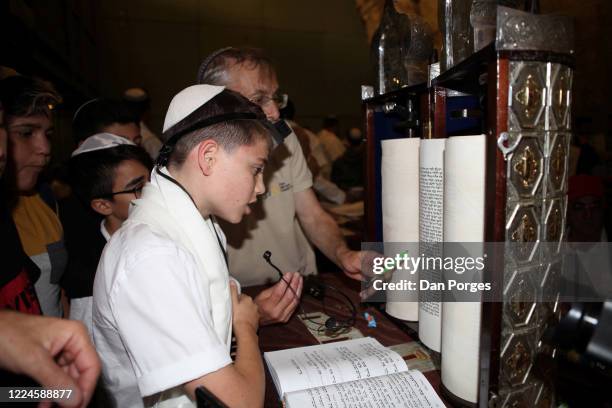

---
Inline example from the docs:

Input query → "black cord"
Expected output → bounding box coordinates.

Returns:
[156,166,228,268]
[262,251,315,324]
[322,284,357,328]
[262,251,357,334]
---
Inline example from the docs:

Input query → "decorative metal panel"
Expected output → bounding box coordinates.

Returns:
[496,7,574,54]
[498,59,573,408]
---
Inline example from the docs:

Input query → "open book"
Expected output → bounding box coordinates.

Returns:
[264,337,445,408]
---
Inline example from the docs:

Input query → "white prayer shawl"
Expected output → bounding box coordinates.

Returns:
[129,167,233,349]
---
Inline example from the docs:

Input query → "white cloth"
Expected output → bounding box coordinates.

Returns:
[93,167,234,408]
[69,221,111,338]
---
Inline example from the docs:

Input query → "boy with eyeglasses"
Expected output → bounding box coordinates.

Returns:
[60,133,152,335]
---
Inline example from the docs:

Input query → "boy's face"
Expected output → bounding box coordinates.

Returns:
[103,159,150,221]
[209,136,268,223]
[7,114,53,193]
[103,122,142,146]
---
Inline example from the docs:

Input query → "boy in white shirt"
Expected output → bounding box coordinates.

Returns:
[62,133,152,335]
[93,85,271,407]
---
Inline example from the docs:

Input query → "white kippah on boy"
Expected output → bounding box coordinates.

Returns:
[93,84,273,407]
[71,132,135,157]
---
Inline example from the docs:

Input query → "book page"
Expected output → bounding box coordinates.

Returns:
[284,370,445,408]
[441,135,485,404]
[381,138,420,321]
[418,138,446,353]
[264,337,408,397]
[418,139,445,243]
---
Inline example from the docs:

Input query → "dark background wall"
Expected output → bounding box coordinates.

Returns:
[94,0,372,133]
[3,0,372,162]
[2,0,610,162]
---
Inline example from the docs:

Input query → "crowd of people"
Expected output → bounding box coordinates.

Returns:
[2,44,607,408]
[0,47,369,408]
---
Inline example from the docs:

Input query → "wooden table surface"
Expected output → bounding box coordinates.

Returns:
[244,271,445,407]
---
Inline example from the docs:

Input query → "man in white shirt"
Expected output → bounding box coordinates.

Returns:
[93,85,272,407]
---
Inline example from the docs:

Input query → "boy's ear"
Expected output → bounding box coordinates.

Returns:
[197,139,219,176]
[91,198,113,216]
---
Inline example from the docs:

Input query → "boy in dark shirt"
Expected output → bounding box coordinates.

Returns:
[0,93,41,315]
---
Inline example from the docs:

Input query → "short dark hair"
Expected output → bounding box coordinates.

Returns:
[197,47,275,86]
[167,89,270,167]
[0,76,62,123]
[68,145,152,204]
[73,98,138,143]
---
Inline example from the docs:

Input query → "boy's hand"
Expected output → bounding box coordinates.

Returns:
[254,272,303,325]
[230,281,259,334]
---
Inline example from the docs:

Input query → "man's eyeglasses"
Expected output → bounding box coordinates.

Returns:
[98,185,144,199]
[250,93,288,110]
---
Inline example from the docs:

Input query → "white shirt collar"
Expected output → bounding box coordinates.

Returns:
[100,220,111,242]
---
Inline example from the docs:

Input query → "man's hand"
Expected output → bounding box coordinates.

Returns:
[0,311,101,408]
[254,272,303,325]
[337,248,382,282]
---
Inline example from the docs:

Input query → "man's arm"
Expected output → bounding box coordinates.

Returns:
[184,282,264,408]
[294,188,363,280]
[0,311,100,408]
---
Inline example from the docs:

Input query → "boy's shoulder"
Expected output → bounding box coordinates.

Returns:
[109,219,178,253]
[96,220,200,298]
[104,220,188,266]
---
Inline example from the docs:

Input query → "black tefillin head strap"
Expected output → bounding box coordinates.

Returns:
[157,112,291,167]
[157,112,256,167]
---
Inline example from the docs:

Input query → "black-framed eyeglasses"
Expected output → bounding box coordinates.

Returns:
[98,185,144,199]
